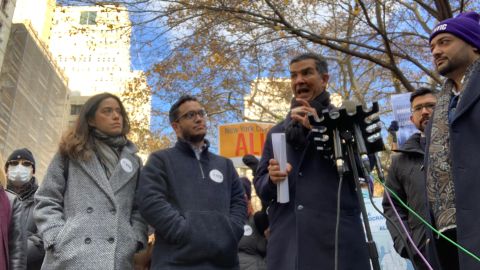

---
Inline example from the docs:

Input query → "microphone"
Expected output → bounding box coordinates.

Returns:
[308,113,332,159]
[308,109,343,174]
[343,101,385,154]
[341,100,357,114]
[342,101,371,171]
[331,111,345,175]
[308,101,385,165]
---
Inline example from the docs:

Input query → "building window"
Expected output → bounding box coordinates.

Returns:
[80,11,97,25]
[70,104,83,115]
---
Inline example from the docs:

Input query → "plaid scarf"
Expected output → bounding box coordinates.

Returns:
[427,58,480,232]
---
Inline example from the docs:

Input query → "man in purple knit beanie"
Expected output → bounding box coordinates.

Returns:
[426,11,480,270]
[430,12,480,50]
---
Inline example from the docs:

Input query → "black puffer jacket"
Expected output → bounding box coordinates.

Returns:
[382,133,431,269]
[3,188,27,270]
[8,179,44,270]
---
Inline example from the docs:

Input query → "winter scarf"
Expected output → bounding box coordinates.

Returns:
[6,178,37,201]
[92,129,128,179]
[426,58,480,232]
[285,91,332,148]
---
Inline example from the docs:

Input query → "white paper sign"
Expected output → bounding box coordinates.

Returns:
[390,93,418,147]
[272,133,289,203]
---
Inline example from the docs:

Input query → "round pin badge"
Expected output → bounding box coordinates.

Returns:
[120,158,133,173]
[209,169,224,183]
[243,225,253,236]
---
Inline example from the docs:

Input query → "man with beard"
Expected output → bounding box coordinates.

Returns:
[426,11,480,270]
[382,88,437,270]
[254,53,370,270]
[136,95,247,269]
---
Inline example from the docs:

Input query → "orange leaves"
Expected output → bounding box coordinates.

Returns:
[207,52,228,67]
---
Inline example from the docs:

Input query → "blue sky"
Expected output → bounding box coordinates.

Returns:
[60,0,457,152]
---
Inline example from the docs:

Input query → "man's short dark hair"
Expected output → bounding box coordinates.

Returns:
[169,95,199,123]
[290,53,328,74]
[410,87,435,104]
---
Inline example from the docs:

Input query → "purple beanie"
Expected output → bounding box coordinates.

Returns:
[430,11,480,50]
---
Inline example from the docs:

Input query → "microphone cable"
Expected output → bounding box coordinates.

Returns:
[379,177,480,264]
[382,183,432,269]
[366,173,426,269]
[334,172,344,270]
[333,158,419,269]
[356,156,419,269]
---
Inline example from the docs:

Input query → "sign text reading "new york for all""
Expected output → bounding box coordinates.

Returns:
[218,122,273,160]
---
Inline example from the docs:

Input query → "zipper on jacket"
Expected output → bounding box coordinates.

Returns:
[197,159,206,179]
[192,145,206,179]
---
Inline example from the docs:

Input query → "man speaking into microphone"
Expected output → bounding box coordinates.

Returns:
[254,53,370,270]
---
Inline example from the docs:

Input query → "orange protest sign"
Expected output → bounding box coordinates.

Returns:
[218,122,273,159]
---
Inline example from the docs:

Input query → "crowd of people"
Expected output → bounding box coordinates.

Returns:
[0,10,479,270]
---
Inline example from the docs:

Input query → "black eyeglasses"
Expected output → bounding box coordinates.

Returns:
[176,109,207,121]
[411,103,436,114]
[8,160,34,167]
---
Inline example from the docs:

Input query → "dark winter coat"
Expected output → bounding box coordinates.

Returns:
[238,216,267,270]
[382,133,431,269]
[137,139,247,270]
[254,117,370,270]
[8,180,44,270]
[1,188,26,270]
[425,66,480,269]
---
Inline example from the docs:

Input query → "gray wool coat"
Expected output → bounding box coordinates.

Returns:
[34,142,147,270]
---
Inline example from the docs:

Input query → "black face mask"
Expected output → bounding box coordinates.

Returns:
[285,91,331,148]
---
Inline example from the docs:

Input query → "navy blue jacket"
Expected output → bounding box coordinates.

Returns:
[425,66,480,270]
[254,118,370,270]
[137,140,247,270]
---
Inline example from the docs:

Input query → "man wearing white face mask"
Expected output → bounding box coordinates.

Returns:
[6,148,44,270]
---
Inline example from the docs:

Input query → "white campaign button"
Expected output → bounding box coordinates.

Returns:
[120,158,133,173]
[243,225,253,236]
[209,169,224,183]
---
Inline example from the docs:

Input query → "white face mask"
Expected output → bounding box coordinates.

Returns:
[7,164,33,185]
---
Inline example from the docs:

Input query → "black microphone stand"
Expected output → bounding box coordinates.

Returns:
[341,129,380,270]
[310,102,385,270]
